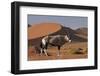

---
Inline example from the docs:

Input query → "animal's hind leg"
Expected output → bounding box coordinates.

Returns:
[43,49,48,56]
[40,42,44,56]
[40,48,43,56]
[57,46,61,56]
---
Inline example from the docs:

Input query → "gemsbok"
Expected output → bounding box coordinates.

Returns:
[40,35,71,56]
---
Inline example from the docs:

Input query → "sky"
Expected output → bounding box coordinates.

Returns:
[28,15,88,29]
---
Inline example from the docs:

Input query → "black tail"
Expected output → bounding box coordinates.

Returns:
[40,41,48,49]
[40,42,43,48]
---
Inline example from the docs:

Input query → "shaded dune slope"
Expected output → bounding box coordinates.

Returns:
[75,27,88,36]
[50,26,87,42]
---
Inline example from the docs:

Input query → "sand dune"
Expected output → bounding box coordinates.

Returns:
[28,23,62,40]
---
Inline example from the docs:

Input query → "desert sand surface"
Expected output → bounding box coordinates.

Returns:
[28,42,87,61]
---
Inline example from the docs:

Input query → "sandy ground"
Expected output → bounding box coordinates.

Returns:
[28,42,88,61]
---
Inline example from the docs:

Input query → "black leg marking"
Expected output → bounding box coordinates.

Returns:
[57,46,61,56]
